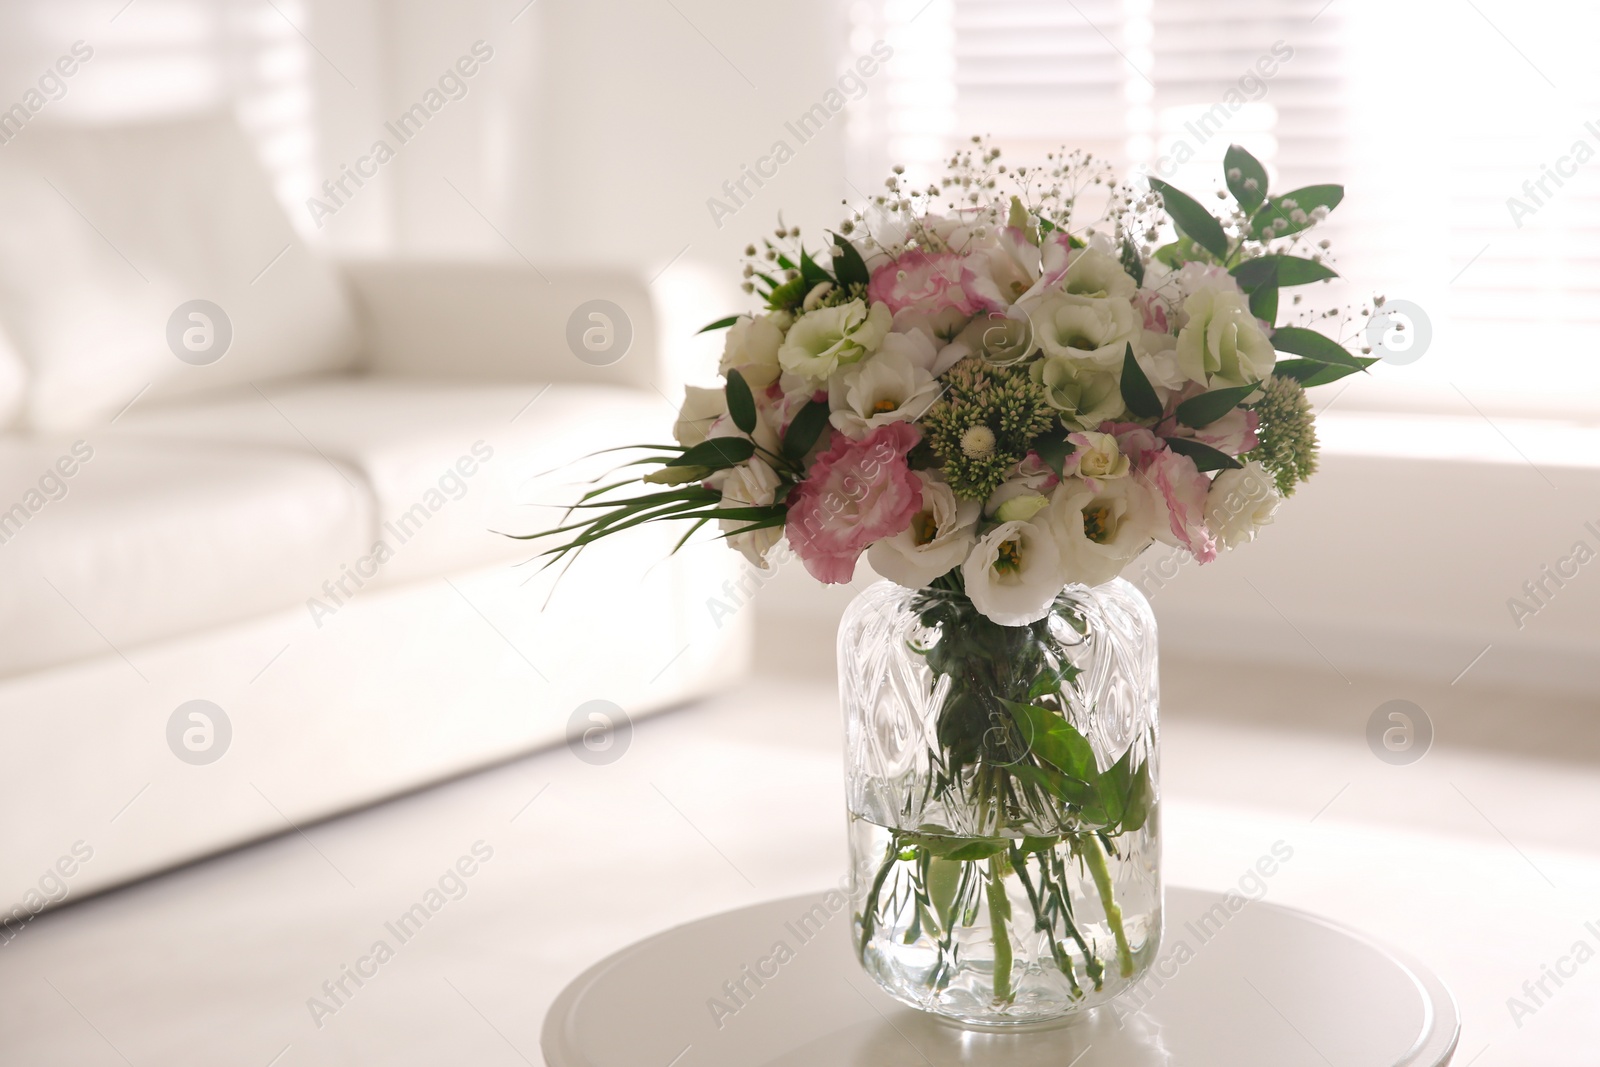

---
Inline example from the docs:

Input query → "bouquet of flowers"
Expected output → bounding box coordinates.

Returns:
[539,140,1363,621]
[535,139,1366,1021]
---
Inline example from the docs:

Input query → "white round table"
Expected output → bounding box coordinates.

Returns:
[542,887,1459,1066]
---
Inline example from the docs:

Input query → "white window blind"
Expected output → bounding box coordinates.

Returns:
[0,0,319,237]
[850,0,1600,418]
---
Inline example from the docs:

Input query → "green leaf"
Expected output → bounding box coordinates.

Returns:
[1119,343,1163,421]
[1099,747,1154,833]
[1163,436,1242,472]
[1271,357,1379,388]
[1230,257,1278,326]
[782,398,831,460]
[1223,144,1269,213]
[1249,184,1344,240]
[1271,326,1365,368]
[665,436,754,469]
[1250,281,1278,325]
[1152,241,1196,269]
[941,839,1012,862]
[799,247,831,290]
[829,232,871,289]
[1174,382,1260,430]
[1002,700,1098,783]
[725,369,756,434]
[642,464,712,485]
[1031,425,1078,480]
[1149,178,1229,261]
[1232,255,1337,288]
[927,857,962,927]
[696,315,740,334]
[1007,760,1098,812]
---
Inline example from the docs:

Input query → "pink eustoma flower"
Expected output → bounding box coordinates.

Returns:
[785,422,924,584]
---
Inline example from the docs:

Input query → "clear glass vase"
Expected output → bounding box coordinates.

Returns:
[838,577,1162,1027]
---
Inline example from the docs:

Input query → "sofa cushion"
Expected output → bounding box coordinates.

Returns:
[0,113,359,430]
[106,377,678,586]
[0,437,370,679]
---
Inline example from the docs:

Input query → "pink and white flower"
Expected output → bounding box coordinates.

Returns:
[785,422,923,584]
[868,250,981,340]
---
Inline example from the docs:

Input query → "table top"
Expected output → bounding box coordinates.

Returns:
[542,886,1459,1067]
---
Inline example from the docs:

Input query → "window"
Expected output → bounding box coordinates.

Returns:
[849,0,1600,419]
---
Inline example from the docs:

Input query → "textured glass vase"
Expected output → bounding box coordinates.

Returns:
[838,578,1162,1027]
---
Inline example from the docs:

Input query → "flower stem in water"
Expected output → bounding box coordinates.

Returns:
[1082,832,1134,978]
[986,854,1014,1004]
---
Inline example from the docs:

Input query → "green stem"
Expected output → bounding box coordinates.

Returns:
[986,855,1014,1004]
[1010,844,1081,996]
[857,837,899,965]
[1082,832,1134,978]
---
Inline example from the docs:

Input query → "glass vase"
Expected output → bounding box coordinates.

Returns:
[838,577,1162,1027]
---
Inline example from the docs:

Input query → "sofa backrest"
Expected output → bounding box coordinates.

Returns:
[0,112,359,430]
[341,260,660,393]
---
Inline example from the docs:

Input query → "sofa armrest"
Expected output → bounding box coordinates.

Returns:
[338,259,659,392]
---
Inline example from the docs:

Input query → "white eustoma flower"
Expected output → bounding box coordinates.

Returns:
[1174,286,1276,389]
[1046,476,1158,588]
[673,385,727,447]
[718,312,788,388]
[1025,290,1139,367]
[961,519,1063,626]
[778,299,892,382]
[940,310,1036,368]
[1071,430,1129,482]
[868,473,981,587]
[827,343,943,439]
[1204,460,1282,549]
[1031,354,1125,430]
[716,456,783,568]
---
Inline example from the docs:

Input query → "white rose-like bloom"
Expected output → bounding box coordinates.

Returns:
[1057,246,1138,302]
[718,312,787,388]
[778,299,892,382]
[1031,354,1125,430]
[1174,287,1276,389]
[827,343,943,439]
[961,519,1063,626]
[1026,290,1139,367]
[868,473,981,588]
[940,310,1036,369]
[716,457,783,568]
[673,385,727,446]
[1204,460,1283,549]
[1072,430,1129,481]
[1047,477,1159,588]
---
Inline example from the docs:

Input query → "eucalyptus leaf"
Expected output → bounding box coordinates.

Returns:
[1249,184,1344,240]
[1174,382,1260,429]
[1271,356,1379,387]
[1270,326,1365,368]
[829,232,871,289]
[665,436,755,469]
[1149,178,1229,261]
[1119,343,1163,420]
[1163,436,1243,471]
[1224,143,1269,212]
[1232,255,1337,287]
[1032,426,1078,480]
[782,398,831,460]
[725,369,756,434]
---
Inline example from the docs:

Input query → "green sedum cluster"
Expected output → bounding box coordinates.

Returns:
[1246,374,1319,496]
[922,359,1056,501]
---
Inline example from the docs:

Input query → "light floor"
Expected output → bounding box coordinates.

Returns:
[1,661,1597,1065]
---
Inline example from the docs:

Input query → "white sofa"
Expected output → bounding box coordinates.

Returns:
[0,115,748,916]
